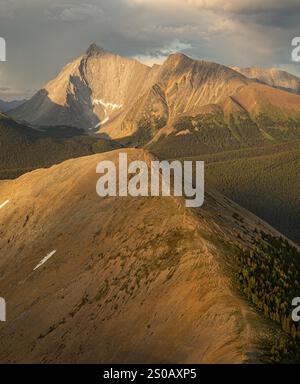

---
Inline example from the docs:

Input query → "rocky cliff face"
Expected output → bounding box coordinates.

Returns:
[10,45,154,131]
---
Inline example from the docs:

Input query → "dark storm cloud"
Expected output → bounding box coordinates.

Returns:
[0,0,299,100]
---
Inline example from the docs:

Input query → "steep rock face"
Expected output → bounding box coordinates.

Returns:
[232,66,300,95]
[9,57,87,128]
[10,45,154,131]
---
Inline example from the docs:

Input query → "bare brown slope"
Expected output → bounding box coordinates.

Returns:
[0,149,284,363]
[232,82,300,116]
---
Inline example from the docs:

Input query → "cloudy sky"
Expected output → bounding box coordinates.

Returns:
[0,0,299,100]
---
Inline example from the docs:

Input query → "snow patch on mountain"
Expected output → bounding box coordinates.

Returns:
[93,99,123,112]
[93,99,123,128]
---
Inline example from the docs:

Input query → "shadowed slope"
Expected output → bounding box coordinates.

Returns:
[0,113,121,179]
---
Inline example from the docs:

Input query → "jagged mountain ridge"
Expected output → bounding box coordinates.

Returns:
[10,47,251,135]
[232,66,300,95]
[0,98,26,112]
[11,44,300,144]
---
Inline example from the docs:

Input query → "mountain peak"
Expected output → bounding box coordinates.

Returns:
[163,52,193,68]
[86,43,107,57]
[167,52,191,61]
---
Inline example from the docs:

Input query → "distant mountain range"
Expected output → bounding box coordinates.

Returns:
[232,66,300,95]
[0,98,26,112]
